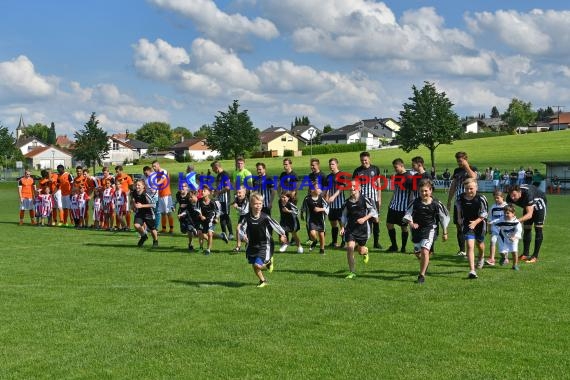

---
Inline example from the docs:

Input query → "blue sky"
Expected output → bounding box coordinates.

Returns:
[1,0,569,138]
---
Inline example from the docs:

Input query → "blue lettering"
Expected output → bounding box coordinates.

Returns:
[298,176,314,191]
[199,175,215,189]
[243,175,256,191]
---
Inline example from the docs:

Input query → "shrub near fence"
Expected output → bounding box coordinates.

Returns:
[302,142,366,155]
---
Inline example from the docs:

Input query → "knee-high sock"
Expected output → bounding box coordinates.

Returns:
[52,209,58,224]
[388,228,397,247]
[373,221,380,245]
[401,230,409,250]
[19,210,24,221]
[533,228,543,258]
[59,209,64,223]
[126,212,131,228]
[523,229,532,256]
[332,226,339,244]
[63,209,69,224]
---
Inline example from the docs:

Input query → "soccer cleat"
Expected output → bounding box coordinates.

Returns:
[188,244,194,252]
[400,247,407,254]
[456,251,467,257]
[232,246,242,252]
[152,240,158,248]
[477,259,485,269]
[526,256,538,264]
[137,234,148,247]
[220,232,229,244]
[519,255,529,261]
[309,240,318,251]
[279,244,289,253]
[417,274,425,284]
[256,280,267,288]
[345,272,356,279]
[468,271,478,279]
[160,228,167,234]
[267,259,274,273]
[363,254,369,264]
[512,265,520,271]
[485,259,495,266]
[297,246,304,254]
[228,234,234,240]
[319,248,325,255]
[385,245,398,253]
[373,243,382,249]
[204,249,211,256]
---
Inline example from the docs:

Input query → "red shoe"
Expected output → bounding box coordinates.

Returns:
[526,256,538,263]
[519,255,529,261]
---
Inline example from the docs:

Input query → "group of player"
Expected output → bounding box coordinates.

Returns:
[17,151,547,287]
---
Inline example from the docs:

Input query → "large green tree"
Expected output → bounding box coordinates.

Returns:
[135,122,174,150]
[172,126,193,142]
[193,124,210,139]
[73,112,109,172]
[502,98,536,134]
[47,122,57,144]
[398,81,462,170]
[206,100,259,160]
[490,106,500,118]
[22,123,50,142]
[0,126,23,167]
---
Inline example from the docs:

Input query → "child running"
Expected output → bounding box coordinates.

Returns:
[403,179,450,284]
[456,178,488,279]
[197,185,227,255]
[340,181,378,279]
[239,192,288,288]
[231,187,250,252]
[487,190,508,266]
[131,179,158,248]
[489,204,523,270]
[177,188,202,252]
[278,191,303,253]
[301,181,329,254]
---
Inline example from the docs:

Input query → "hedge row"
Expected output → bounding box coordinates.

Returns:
[301,142,367,155]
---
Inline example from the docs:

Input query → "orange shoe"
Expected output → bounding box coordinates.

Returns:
[526,256,538,263]
[519,255,529,261]
[19,220,23,226]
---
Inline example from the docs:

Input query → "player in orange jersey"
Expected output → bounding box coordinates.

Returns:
[18,169,36,225]
[115,165,134,230]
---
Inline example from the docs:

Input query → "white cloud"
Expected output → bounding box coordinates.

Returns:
[0,56,57,101]
[264,1,474,66]
[132,38,190,80]
[149,0,278,48]
[466,9,570,56]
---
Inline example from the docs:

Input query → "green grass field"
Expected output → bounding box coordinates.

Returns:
[2,132,570,379]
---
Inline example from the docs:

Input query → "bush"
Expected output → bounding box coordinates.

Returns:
[301,142,366,155]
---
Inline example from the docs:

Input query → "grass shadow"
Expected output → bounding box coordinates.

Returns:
[169,279,248,288]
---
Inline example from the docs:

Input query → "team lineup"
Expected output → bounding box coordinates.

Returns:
[17,151,547,287]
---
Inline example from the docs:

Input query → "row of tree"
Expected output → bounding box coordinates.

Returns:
[3,82,560,172]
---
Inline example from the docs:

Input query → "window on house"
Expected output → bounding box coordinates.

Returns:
[113,142,119,150]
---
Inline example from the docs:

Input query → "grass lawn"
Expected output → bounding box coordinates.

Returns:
[3,132,570,379]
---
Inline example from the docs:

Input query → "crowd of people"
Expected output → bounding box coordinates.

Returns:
[17,152,548,287]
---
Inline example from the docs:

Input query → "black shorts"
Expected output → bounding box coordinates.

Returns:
[237,215,247,225]
[386,208,407,226]
[344,223,369,246]
[328,208,343,222]
[246,241,274,262]
[134,215,156,230]
[307,220,325,233]
[280,217,300,233]
[523,207,546,226]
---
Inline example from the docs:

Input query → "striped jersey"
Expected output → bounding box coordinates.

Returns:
[326,172,347,209]
[252,175,275,209]
[506,184,547,211]
[232,195,250,216]
[215,170,232,205]
[388,170,414,212]
[452,166,478,199]
[353,165,381,202]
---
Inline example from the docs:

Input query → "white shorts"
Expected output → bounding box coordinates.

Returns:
[53,190,62,209]
[414,238,434,252]
[499,238,519,254]
[20,198,34,210]
[61,195,71,209]
[158,195,173,214]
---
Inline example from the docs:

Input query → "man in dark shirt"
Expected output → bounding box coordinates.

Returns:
[507,184,547,263]
[353,151,382,249]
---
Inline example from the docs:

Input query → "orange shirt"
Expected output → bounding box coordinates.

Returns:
[156,170,171,197]
[39,178,51,191]
[58,172,74,196]
[115,172,133,193]
[74,174,87,191]
[49,173,58,193]
[100,175,115,189]
[84,176,98,196]
[18,176,35,199]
